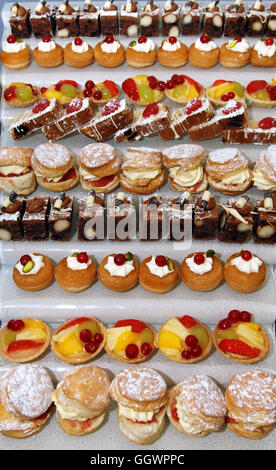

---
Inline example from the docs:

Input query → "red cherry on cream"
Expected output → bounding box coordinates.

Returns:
[193,253,205,265]
[240,250,252,261]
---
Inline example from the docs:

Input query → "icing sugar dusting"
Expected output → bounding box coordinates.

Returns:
[32,143,72,169]
[115,366,167,402]
[266,145,276,172]
[209,147,243,164]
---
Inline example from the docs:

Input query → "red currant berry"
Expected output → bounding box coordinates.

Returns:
[228,310,241,323]
[7,319,25,331]
[221,93,229,101]
[79,329,92,342]
[40,87,47,94]
[4,86,16,101]
[85,80,95,89]
[179,315,197,328]
[7,35,16,44]
[84,341,98,354]
[240,311,251,322]
[94,333,103,344]
[228,91,235,99]
[186,97,202,115]
[93,90,102,101]
[193,253,205,265]
[200,34,210,43]
[181,348,192,360]
[105,35,114,44]
[77,252,89,264]
[265,37,274,46]
[138,35,147,44]
[141,342,152,356]
[234,36,242,42]
[74,37,83,46]
[43,36,51,42]
[190,345,202,358]
[218,318,232,330]
[66,98,82,114]
[114,254,126,266]
[185,335,198,347]
[125,343,139,359]
[169,36,177,44]
[241,250,252,261]
[166,79,174,90]
[148,75,157,86]
[32,99,50,114]
[143,102,158,118]
[20,254,32,266]
[155,255,167,267]
[156,80,166,92]
[83,88,92,98]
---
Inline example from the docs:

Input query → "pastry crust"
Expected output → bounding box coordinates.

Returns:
[33,44,64,68]
[224,253,266,293]
[250,47,276,67]
[64,43,94,68]
[13,254,54,292]
[117,406,166,445]
[219,43,250,68]
[0,170,37,196]
[80,173,120,193]
[157,43,188,68]
[207,171,253,196]
[188,43,219,68]
[180,252,223,292]
[0,401,52,439]
[94,42,125,68]
[0,46,31,70]
[78,144,120,177]
[36,168,79,192]
[245,91,276,108]
[2,85,40,107]
[54,257,97,293]
[99,255,139,292]
[163,143,206,170]
[57,410,106,436]
[126,47,157,68]
[139,257,179,294]
[165,83,204,105]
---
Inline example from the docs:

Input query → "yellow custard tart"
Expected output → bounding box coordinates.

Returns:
[212,309,270,363]
[156,315,212,363]
[51,317,105,364]
[0,318,51,362]
[105,319,155,363]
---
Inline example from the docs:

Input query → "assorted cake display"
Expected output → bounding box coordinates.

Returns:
[0,1,275,449]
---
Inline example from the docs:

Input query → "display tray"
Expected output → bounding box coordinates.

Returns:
[0,1,275,451]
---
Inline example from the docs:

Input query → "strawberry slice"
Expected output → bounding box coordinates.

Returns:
[91,175,115,187]
[7,340,44,352]
[226,416,238,424]
[178,315,197,328]
[211,79,230,87]
[182,75,201,93]
[103,80,119,97]
[58,317,90,333]
[246,80,268,95]
[114,319,147,333]
[122,78,139,102]
[218,339,260,358]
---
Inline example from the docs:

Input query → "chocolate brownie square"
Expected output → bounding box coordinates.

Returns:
[78,191,105,241]
[218,197,253,243]
[0,192,25,241]
[193,192,218,240]
[22,196,50,241]
[48,193,73,241]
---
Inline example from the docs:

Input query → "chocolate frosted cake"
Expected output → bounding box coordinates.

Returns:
[202,0,224,38]
[161,0,180,37]
[107,192,136,240]
[100,0,119,35]
[246,0,268,36]
[253,196,276,244]
[78,191,105,241]
[30,1,55,38]
[224,0,247,37]
[140,194,166,241]
[22,196,50,241]
[9,2,31,38]
[120,0,139,37]
[218,196,254,243]
[78,0,100,37]
[168,192,192,241]
[0,192,25,241]
[181,0,201,35]
[48,193,73,241]
[55,0,79,38]
[267,3,276,36]
[193,191,218,240]
[140,0,160,37]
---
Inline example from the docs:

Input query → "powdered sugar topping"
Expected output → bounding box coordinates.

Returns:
[208,147,244,164]
[32,143,72,169]
[79,143,116,168]
[113,366,167,402]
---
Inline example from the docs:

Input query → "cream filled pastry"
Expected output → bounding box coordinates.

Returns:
[52,365,110,436]
[0,146,36,195]
[54,252,97,293]
[188,34,219,68]
[224,249,266,293]
[110,366,168,444]
[157,36,188,68]
[206,147,252,195]
[64,37,94,68]
[126,36,157,68]
[139,255,179,294]
[163,143,207,193]
[250,37,276,67]
[167,375,227,437]
[33,36,64,68]
[0,35,31,69]
[94,35,125,67]
[99,252,139,292]
[13,253,54,291]
[120,147,165,194]
[253,145,276,192]
[180,250,223,292]
[220,37,251,68]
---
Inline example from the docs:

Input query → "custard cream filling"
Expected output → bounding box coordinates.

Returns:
[253,168,276,191]
[52,389,103,422]
[170,165,203,187]
[221,168,251,186]
[79,167,100,181]
[118,404,160,422]
[176,397,206,434]
[0,165,29,176]
[123,169,160,181]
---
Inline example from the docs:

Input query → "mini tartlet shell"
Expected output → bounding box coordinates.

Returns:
[3,84,41,107]
[155,318,212,364]
[12,254,54,292]
[180,252,223,292]
[244,90,276,108]
[212,322,270,364]
[165,82,204,105]
[223,253,266,293]
[51,317,106,364]
[80,84,121,105]
[98,254,139,292]
[0,319,51,363]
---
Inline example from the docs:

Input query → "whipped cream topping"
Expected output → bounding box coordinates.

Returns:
[123,169,160,181]
[132,38,155,52]
[221,168,251,186]
[226,38,250,52]
[104,256,134,277]
[176,396,207,434]
[119,404,159,422]
[162,39,181,51]
[15,254,45,275]
[146,256,173,278]
[185,254,213,275]
[101,40,121,53]
[38,39,56,52]
[170,165,203,187]
[2,39,26,53]
[71,40,89,53]
[253,168,276,191]
[230,254,262,274]
[254,40,276,57]
[195,38,217,51]
[66,255,92,270]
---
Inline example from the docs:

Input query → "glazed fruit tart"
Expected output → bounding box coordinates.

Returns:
[122,74,165,106]
[164,74,204,105]
[206,79,244,106]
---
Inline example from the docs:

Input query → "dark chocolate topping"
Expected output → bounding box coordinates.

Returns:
[2,200,21,214]
[9,191,18,202]
[26,198,45,213]
[124,1,138,12]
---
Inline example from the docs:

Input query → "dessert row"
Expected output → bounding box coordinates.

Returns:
[11,249,267,294]
[2,187,276,245]
[1,143,275,199]
[2,33,276,70]
[8,0,276,40]
[0,310,271,365]
[0,364,275,441]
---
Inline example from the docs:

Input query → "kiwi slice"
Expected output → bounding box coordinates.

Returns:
[167,258,174,271]
[22,260,34,273]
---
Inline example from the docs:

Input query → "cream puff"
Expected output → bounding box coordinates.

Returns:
[163,143,208,193]
[51,317,105,364]
[52,365,110,436]
[0,146,36,196]
[110,366,168,444]
[180,251,223,292]
[225,369,276,439]
[54,252,97,293]
[99,252,139,292]
[33,36,64,68]
[206,147,253,196]
[120,147,166,195]
[157,36,188,68]
[94,35,125,67]
[139,255,179,294]
[188,34,219,68]
[64,37,94,68]
[253,145,276,192]
[12,253,54,291]
[224,250,266,293]
[126,36,156,68]
[77,143,121,193]
[250,37,276,67]
[0,364,53,438]
[167,375,227,437]
[220,37,251,68]
[0,35,31,70]
[31,143,79,192]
